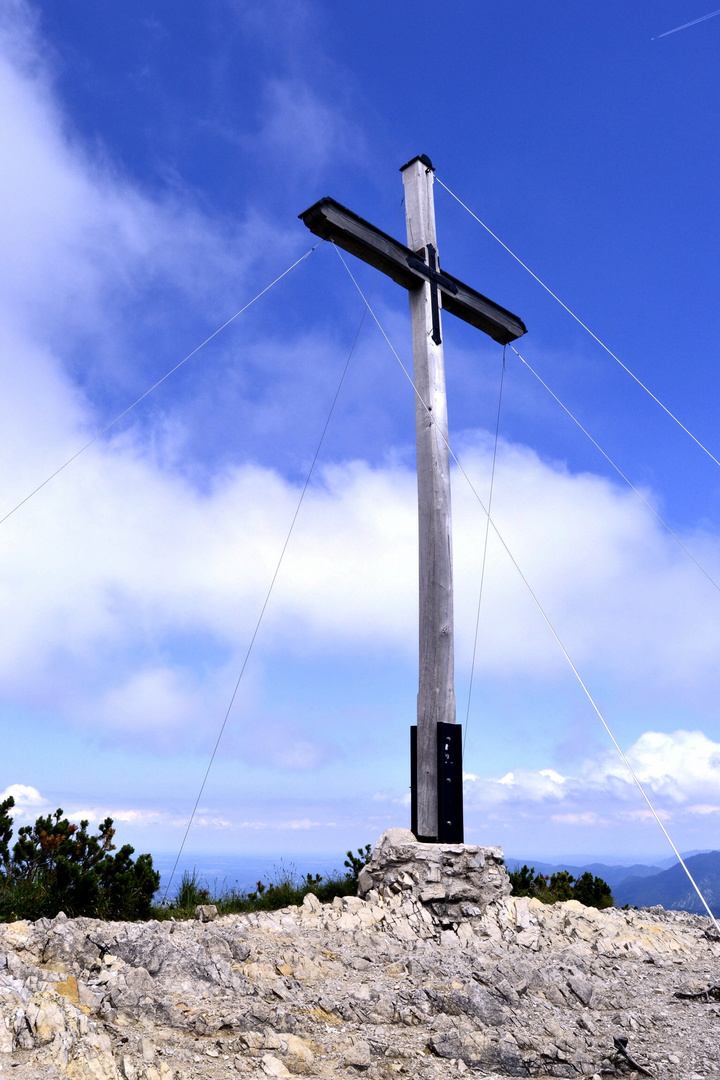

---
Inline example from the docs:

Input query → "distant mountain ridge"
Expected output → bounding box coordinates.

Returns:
[507,850,720,915]
[507,859,663,891]
[613,851,720,915]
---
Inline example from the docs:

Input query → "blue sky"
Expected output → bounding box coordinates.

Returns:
[1,0,720,864]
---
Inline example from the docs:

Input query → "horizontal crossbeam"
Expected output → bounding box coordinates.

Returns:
[299,196,527,345]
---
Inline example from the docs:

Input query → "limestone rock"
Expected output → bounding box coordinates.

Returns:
[357,827,511,927]
[1,839,720,1079]
[194,905,218,923]
[261,1053,291,1077]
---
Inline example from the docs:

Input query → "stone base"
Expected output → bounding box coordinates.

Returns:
[357,828,511,927]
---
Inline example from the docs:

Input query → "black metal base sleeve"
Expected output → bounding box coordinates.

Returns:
[437,722,464,843]
[410,725,418,838]
[410,724,464,844]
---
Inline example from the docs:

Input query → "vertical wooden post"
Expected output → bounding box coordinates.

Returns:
[401,156,456,841]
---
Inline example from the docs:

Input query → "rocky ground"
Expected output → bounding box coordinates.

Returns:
[2,842,720,1080]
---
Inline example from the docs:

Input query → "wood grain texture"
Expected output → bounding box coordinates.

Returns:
[402,158,456,841]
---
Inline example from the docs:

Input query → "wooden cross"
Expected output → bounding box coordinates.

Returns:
[300,156,526,843]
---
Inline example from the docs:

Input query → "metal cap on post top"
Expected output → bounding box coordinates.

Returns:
[399,154,435,173]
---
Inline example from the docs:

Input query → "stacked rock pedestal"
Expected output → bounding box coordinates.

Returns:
[357,827,511,932]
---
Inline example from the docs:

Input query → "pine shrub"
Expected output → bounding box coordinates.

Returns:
[509,863,614,909]
[0,797,159,922]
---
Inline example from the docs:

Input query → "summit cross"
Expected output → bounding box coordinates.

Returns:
[300,156,527,843]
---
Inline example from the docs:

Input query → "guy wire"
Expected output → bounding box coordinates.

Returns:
[0,243,321,529]
[463,346,506,756]
[511,343,720,595]
[435,175,720,473]
[163,207,404,901]
[333,245,719,930]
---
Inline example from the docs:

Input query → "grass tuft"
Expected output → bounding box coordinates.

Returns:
[153,848,373,920]
[153,863,352,920]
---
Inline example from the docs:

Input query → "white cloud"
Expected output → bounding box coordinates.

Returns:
[66,806,182,829]
[192,816,233,830]
[222,818,336,832]
[0,783,47,818]
[1,793,333,836]
[372,791,411,806]
[466,766,568,807]
[1,779,343,837]
[451,438,720,691]
[463,729,720,837]
[550,812,606,826]
[589,730,720,803]
[617,808,672,823]
[2,427,720,747]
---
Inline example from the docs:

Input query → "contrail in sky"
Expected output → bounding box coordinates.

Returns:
[652,7,720,38]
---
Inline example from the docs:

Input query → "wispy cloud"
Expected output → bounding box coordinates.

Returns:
[249,78,365,179]
[1,787,340,836]
[551,812,607,826]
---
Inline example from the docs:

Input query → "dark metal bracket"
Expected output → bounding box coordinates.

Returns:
[406,244,458,345]
[437,722,464,843]
[411,723,464,843]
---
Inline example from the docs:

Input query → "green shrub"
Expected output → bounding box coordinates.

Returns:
[546,870,576,902]
[344,844,373,883]
[509,863,614,910]
[0,797,159,922]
